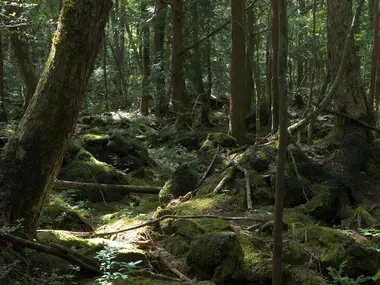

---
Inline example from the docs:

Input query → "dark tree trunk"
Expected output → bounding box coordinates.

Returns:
[153,0,168,117]
[273,0,287,283]
[369,0,379,120]
[245,5,254,115]
[271,0,280,131]
[172,0,190,128]
[0,0,112,236]
[141,3,151,116]
[229,0,246,145]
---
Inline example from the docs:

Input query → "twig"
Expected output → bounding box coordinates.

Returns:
[288,146,309,201]
[225,150,253,210]
[0,233,102,276]
[90,214,270,238]
[156,250,193,282]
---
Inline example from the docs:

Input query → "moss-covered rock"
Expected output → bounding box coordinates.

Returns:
[164,235,189,256]
[199,133,237,152]
[187,232,244,284]
[83,134,153,172]
[58,150,131,202]
[39,194,93,231]
[250,150,270,172]
[158,181,174,206]
[239,236,272,284]
[287,267,328,285]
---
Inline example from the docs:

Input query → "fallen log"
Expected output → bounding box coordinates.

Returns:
[53,179,161,194]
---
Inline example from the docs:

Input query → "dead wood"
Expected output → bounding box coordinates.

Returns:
[54,179,161,194]
[225,149,253,210]
[88,214,270,238]
[0,233,102,276]
[156,249,193,282]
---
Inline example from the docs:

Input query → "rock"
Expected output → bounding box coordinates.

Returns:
[200,133,237,152]
[186,232,244,284]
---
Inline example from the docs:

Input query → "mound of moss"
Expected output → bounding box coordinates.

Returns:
[187,232,244,284]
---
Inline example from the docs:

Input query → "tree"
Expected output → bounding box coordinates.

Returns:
[229,0,246,145]
[272,0,287,283]
[271,0,280,131]
[369,0,379,120]
[140,2,151,116]
[0,0,112,237]
[153,0,168,117]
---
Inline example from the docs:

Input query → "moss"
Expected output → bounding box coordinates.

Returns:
[173,196,229,215]
[197,218,233,233]
[356,206,379,227]
[287,267,328,285]
[170,163,198,197]
[239,236,272,284]
[199,132,237,152]
[158,181,174,206]
[187,232,244,283]
[342,243,380,277]
[82,133,108,145]
[164,235,189,256]
[373,270,380,285]
[37,230,97,248]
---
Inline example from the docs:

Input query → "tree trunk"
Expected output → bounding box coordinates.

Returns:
[172,0,190,128]
[271,0,280,131]
[245,5,254,115]
[0,30,7,122]
[327,0,367,122]
[141,3,151,116]
[153,0,168,117]
[273,0,287,283]
[6,4,39,112]
[0,0,112,236]
[229,0,246,145]
[369,0,379,120]
[103,29,110,112]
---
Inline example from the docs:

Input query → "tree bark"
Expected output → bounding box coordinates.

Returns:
[0,0,112,236]
[272,0,287,283]
[229,0,246,145]
[271,0,280,131]
[0,30,7,122]
[246,5,254,115]
[369,0,379,120]
[153,0,168,117]
[141,3,151,116]
[6,3,39,112]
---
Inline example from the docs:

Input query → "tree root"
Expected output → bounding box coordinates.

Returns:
[155,249,193,282]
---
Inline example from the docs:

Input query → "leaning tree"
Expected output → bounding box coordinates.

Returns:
[0,0,112,237]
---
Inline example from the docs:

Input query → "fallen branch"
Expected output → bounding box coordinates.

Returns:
[322,109,380,133]
[156,250,193,282]
[195,146,220,189]
[0,233,102,276]
[212,167,235,195]
[50,242,100,268]
[90,214,270,238]
[54,180,161,194]
[225,150,252,210]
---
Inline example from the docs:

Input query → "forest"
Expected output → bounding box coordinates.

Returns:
[1,0,380,284]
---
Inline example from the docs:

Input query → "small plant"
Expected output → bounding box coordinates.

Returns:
[359,228,380,239]
[0,218,24,234]
[94,246,142,285]
[328,261,373,285]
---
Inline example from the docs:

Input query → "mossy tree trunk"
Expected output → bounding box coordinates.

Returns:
[327,0,367,123]
[0,0,112,237]
[141,3,151,116]
[271,0,280,131]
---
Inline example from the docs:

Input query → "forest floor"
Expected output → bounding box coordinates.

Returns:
[2,108,380,285]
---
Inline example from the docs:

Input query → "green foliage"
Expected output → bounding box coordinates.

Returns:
[359,228,380,239]
[327,261,373,285]
[94,246,142,285]
[0,218,23,234]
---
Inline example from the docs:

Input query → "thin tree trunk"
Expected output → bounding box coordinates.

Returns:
[369,0,379,120]
[141,3,151,116]
[271,0,280,131]
[273,0,287,283]
[0,30,6,122]
[103,29,110,112]
[246,5,254,115]
[0,0,112,236]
